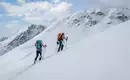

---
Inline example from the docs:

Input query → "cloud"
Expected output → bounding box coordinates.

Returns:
[0,1,72,24]
[87,0,130,8]
[0,1,72,37]
[5,22,20,29]
[51,2,71,12]
[0,21,27,37]
[17,0,25,4]
[10,20,19,23]
[0,1,52,16]
[0,14,26,37]
[52,0,61,3]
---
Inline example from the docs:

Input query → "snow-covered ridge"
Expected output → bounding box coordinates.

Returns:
[0,24,46,56]
[63,8,130,28]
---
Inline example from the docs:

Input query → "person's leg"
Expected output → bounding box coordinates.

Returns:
[57,45,61,52]
[39,51,42,60]
[34,50,39,62]
[61,43,64,51]
[58,41,62,52]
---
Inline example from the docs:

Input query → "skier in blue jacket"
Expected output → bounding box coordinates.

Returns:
[34,40,47,63]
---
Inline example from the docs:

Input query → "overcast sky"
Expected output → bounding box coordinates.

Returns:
[0,0,130,37]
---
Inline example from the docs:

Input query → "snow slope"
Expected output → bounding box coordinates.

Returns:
[14,19,130,80]
[0,15,130,80]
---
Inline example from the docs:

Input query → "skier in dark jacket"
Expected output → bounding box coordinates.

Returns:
[34,40,47,63]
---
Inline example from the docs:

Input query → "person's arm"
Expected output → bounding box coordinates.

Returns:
[42,43,47,47]
[40,40,47,47]
[43,44,47,47]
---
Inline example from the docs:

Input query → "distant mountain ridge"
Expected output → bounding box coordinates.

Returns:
[0,24,46,55]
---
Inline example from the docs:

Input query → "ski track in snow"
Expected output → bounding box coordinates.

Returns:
[20,52,33,60]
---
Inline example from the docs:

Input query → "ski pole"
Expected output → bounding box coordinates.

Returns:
[43,46,47,59]
[65,36,68,49]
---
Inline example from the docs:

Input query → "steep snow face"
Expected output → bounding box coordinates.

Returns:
[0,24,46,56]
[1,15,130,80]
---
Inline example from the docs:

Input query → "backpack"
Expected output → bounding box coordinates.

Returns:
[36,40,42,49]
[57,33,62,40]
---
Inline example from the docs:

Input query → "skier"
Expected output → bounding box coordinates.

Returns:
[34,40,47,64]
[57,32,68,52]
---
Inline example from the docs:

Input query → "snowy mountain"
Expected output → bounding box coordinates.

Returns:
[64,8,130,28]
[0,8,130,80]
[11,19,130,80]
[0,24,46,56]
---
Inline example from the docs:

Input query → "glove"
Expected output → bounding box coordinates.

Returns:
[57,41,59,44]
[44,45,47,47]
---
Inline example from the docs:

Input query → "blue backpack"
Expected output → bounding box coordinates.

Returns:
[36,40,42,49]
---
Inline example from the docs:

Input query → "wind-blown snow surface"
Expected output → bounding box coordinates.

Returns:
[0,16,130,80]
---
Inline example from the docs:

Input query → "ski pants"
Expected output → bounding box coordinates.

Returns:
[35,50,42,61]
[58,40,64,52]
